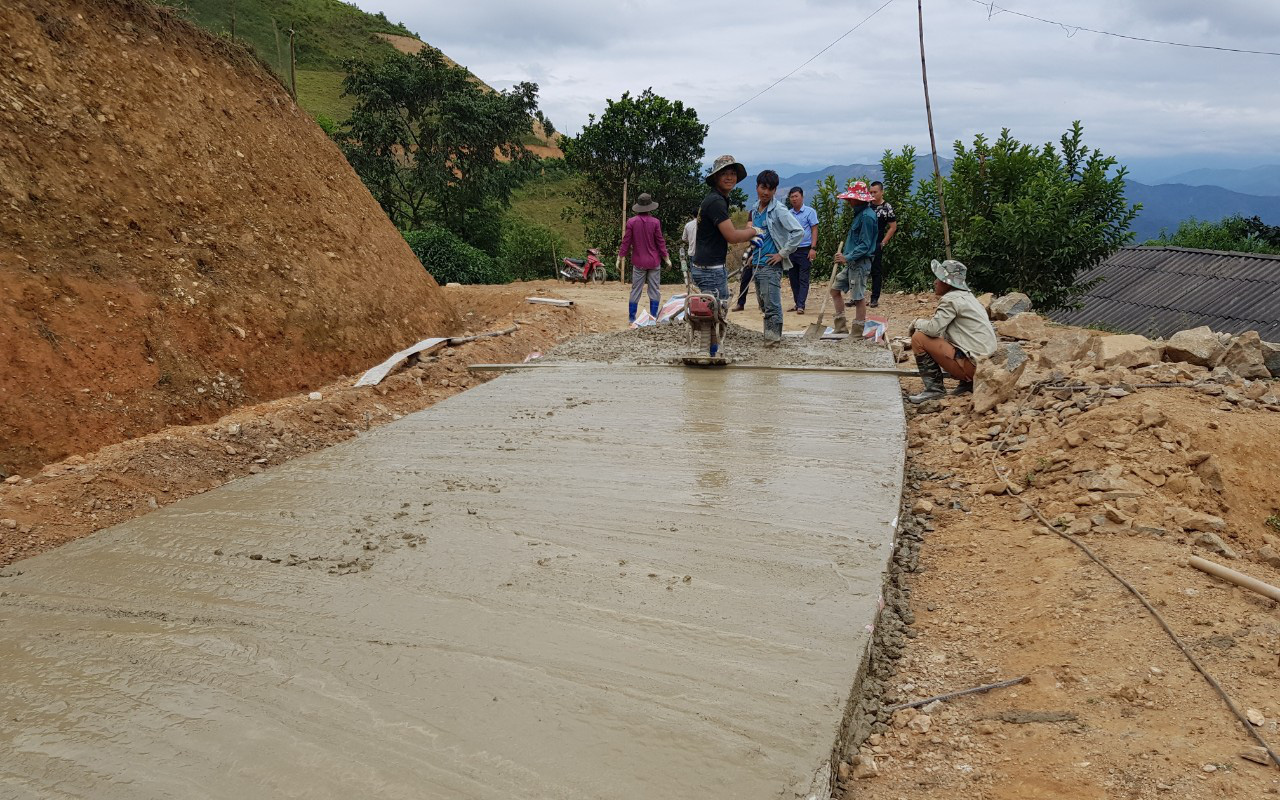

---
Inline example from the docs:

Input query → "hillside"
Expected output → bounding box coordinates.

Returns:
[0,0,460,474]
[164,0,561,154]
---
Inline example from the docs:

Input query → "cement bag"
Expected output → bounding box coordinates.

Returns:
[657,294,687,324]
[630,308,656,328]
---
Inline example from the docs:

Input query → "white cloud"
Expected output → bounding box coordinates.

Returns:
[358,0,1280,174]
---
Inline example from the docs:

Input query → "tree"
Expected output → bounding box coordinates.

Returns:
[946,122,1138,309]
[337,47,541,253]
[1146,214,1280,254]
[561,89,708,258]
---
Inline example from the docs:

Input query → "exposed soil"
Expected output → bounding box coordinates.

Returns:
[1,0,457,475]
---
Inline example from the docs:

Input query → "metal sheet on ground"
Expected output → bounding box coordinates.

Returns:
[0,365,905,800]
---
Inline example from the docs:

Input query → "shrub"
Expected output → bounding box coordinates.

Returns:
[402,227,511,285]
[496,217,567,281]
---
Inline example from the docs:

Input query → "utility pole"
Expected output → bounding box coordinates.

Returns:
[917,0,952,260]
[229,0,236,39]
[619,174,628,283]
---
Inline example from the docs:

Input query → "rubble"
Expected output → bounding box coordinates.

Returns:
[994,313,1052,342]
[1094,334,1164,369]
[988,292,1032,320]
[1164,326,1222,367]
[1217,331,1271,379]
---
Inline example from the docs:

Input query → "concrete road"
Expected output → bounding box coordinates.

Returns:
[0,364,905,799]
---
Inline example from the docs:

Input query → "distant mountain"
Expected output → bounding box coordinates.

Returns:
[1153,165,1280,197]
[1124,181,1280,241]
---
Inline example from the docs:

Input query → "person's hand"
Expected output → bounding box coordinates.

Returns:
[663,257,672,269]
[615,257,624,272]
[808,246,818,256]
[767,253,785,266]
[834,253,847,265]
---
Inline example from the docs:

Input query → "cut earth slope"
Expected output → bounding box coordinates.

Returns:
[0,0,459,474]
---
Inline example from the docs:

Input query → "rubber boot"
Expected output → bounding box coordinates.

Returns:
[951,380,973,396]
[908,353,947,404]
[650,299,660,319]
[831,315,849,335]
[628,301,637,323]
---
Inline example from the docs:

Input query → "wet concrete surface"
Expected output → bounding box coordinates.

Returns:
[0,363,905,799]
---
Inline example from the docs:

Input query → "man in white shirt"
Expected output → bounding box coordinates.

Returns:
[679,217,697,283]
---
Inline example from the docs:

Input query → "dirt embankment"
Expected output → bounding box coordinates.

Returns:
[0,0,459,475]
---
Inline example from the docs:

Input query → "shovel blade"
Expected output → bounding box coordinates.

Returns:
[802,322,824,341]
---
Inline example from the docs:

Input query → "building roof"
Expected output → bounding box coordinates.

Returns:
[1049,246,1280,341]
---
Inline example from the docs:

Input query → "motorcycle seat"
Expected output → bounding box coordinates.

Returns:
[565,258,586,266]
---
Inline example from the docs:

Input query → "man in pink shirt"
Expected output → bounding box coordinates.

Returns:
[618,193,671,322]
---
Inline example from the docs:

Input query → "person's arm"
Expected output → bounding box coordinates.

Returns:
[769,205,804,263]
[717,218,760,244]
[654,220,671,266]
[882,220,898,248]
[847,214,877,260]
[618,218,633,260]
[809,220,818,254]
[914,295,957,338]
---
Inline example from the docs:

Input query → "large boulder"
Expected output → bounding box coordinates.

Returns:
[973,347,1029,414]
[989,292,1032,321]
[1259,339,1280,378]
[1164,326,1223,367]
[1039,330,1097,370]
[1095,334,1164,369]
[1218,331,1271,379]
[995,313,1051,342]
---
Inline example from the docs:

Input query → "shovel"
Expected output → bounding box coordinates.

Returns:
[803,260,843,341]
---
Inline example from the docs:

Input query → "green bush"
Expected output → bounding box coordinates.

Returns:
[402,227,511,285]
[497,218,568,281]
[1146,215,1280,254]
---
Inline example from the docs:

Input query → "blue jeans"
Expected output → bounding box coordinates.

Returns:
[691,265,730,305]
[753,263,783,340]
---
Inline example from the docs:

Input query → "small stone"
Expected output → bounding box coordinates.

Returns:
[908,713,933,734]
[1241,746,1271,765]
[0,519,16,530]
[1193,531,1238,559]
[1065,430,1084,447]
[4,475,20,485]
[912,499,935,515]
[1201,763,1217,773]
[248,464,264,474]
[1258,545,1280,568]
[308,391,323,401]
[1246,708,1265,726]
[851,754,879,779]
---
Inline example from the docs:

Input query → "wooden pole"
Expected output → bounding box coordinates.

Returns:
[619,175,629,283]
[229,0,236,39]
[917,0,952,260]
[288,27,298,103]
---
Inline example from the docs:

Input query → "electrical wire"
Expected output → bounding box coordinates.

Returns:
[708,0,899,124]
[968,0,1280,57]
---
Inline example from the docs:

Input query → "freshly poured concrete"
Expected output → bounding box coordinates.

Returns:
[0,365,905,799]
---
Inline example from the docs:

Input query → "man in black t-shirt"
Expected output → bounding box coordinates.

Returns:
[692,155,762,305]
[868,180,897,308]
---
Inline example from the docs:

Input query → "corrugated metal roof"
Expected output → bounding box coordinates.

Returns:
[1049,246,1280,341]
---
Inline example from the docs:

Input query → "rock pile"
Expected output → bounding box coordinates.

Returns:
[898,292,1280,568]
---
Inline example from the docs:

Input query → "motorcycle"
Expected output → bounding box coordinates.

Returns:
[559,248,608,283]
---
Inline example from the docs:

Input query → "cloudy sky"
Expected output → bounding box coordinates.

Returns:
[356,0,1280,182]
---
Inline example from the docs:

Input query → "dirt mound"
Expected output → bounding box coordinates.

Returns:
[0,0,459,474]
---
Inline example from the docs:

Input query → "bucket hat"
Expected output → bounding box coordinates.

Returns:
[837,180,873,202]
[631,193,659,213]
[930,258,970,291]
[705,155,747,187]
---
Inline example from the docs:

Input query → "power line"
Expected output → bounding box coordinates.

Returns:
[969,0,1280,57]
[708,0,899,124]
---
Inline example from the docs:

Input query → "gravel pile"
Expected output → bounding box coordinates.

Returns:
[544,322,894,369]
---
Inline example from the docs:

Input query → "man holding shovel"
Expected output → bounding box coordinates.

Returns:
[906,259,998,403]
[828,180,878,334]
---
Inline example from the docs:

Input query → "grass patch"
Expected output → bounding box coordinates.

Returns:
[294,68,352,122]
[509,175,586,256]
